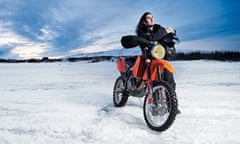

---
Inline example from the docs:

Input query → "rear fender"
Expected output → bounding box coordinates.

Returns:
[117,57,126,73]
[132,55,146,78]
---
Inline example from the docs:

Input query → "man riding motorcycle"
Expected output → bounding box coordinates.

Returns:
[123,12,180,113]
[136,12,177,90]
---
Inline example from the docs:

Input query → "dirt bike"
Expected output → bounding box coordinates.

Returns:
[113,33,179,132]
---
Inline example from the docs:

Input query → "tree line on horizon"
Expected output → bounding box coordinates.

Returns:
[0,51,239,63]
[173,51,240,61]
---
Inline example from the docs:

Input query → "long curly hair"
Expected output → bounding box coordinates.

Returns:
[135,12,152,34]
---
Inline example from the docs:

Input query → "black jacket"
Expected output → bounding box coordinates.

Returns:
[137,24,167,42]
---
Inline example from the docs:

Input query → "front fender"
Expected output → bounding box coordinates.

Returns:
[143,59,175,81]
[154,59,176,74]
[132,56,176,81]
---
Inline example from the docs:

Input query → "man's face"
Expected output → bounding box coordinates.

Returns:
[144,14,155,27]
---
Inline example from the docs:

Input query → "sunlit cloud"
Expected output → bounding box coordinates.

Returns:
[11,43,48,59]
[0,21,50,59]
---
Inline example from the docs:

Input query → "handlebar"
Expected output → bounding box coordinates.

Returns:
[121,33,179,49]
[121,35,150,49]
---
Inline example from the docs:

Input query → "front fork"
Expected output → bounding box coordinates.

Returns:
[145,58,163,105]
[145,59,154,104]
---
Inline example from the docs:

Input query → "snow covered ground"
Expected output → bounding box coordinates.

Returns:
[0,60,239,144]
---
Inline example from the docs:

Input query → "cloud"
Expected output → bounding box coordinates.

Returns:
[47,0,141,56]
[1,0,176,58]
[0,21,50,58]
[177,11,240,41]
[38,26,59,41]
[11,43,48,59]
[0,0,239,59]
[70,30,122,54]
[177,34,240,52]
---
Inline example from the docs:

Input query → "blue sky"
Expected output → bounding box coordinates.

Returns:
[0,0,239,59]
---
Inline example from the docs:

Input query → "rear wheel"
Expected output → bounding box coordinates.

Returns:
[113,76,129,107]
[143,81,177,131]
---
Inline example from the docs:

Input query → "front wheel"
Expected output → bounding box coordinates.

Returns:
[143,81,177,131]
[113,76,129,107]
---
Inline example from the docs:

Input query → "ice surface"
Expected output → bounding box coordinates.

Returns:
[0,60,239,144]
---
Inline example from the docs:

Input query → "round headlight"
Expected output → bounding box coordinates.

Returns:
[151,44,166,59]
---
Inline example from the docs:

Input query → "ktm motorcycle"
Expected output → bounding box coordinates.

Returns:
[113,33,179,131]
